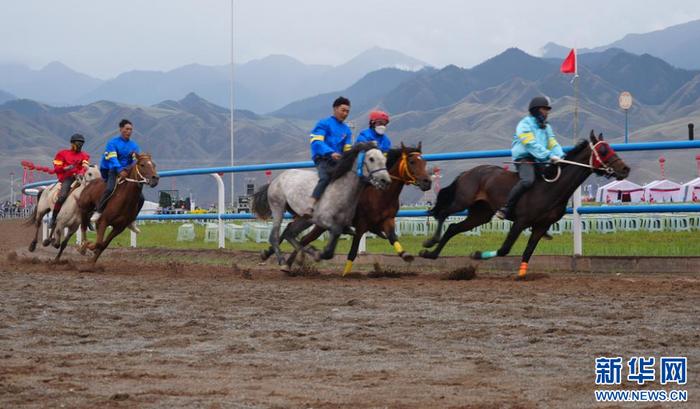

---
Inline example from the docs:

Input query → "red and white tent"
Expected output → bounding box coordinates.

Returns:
[682,177,700,202]
[642,179,684,203]
[596,180,644,203]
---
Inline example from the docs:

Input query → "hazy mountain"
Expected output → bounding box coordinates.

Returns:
[273,68,419,120]
[0,61,102,104]
[542,19,700,69]
[75,47,428,113]
[0,89,15,104]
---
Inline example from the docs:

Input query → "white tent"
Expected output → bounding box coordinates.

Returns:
[596,180,644,203]
[682,177,700,202]
[138,200,159,215]
[643,179,684,203]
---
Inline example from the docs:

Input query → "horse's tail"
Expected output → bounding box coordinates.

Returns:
[251,184,272,219]
[428,177,459,219]
[25,189,43,225]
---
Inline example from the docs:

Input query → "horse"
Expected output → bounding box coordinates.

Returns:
[251,143,392,264]
[77,154,159,264]
[267,143,433,275]
[420,131,630,278]
[26,165,100,253]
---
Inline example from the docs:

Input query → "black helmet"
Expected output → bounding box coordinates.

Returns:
[528,96,552,111]
[70,133,85,143]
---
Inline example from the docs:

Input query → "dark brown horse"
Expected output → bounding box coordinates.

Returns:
[420,131,630,278]
[261,144,433,275]
[77,154,159,264]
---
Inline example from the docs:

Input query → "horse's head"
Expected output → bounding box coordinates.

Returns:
[588,130,630,180]
[395,142,432,191]
[132,153,160,187]
[362,145,392,190]
[82,165,100,183]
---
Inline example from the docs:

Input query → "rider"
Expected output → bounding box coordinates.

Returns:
[495,96,564,220]
[308,96,353,211]
[91,119,142,227]
[355,110,391,153]
[50,133,90,228]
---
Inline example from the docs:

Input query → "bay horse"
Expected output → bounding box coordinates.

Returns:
[251,143,392,264]
[266,143,432,275]
[26,165,100,253]
[420,131,630,278]
[77,154,159,264]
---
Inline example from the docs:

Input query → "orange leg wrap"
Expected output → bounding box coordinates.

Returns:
[518,262,528,278]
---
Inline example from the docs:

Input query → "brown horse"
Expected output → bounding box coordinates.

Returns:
[420,131,630,278]
[261,144,432,275]
[77,154,159,264]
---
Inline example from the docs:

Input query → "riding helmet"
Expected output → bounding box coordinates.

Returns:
[528,96,552,111]
[70,133,85,143]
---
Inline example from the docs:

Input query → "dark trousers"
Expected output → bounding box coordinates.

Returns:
[503,158,537,211]
[97,169,145,214]
[311,157,337,200]
[51,176,75,222]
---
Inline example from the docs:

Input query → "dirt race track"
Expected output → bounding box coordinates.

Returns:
[1,220,698,408]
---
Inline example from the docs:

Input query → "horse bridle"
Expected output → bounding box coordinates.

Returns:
[119,162,149,184]
[543,141,617,182]
[390,151,423,185]
[358,149,388,183]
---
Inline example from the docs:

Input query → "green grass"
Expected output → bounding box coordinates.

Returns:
[82,221,700,257]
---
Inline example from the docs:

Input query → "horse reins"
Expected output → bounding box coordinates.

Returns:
[390,152,422,185]
[506,141,616,183]
[119,162,149,184]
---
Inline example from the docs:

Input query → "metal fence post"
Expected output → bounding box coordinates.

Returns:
[210,173,226,249]
[573,187,583,256]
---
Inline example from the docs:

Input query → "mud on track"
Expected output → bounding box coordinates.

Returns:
[1,220,698,408]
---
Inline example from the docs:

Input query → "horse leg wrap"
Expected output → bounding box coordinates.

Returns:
[518,262,528,278]
[481,250,497,259]
[393,241,404,254]
[343,260,353,276]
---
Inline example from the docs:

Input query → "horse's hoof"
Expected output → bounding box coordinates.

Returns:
[419,250,437,259]
[401,253,414,263]
[260,249,271,261]
[28,241,37,252]
[514,274,527,281]
[471,251,483,260]
[42,239,51,247]
[276,256,285,265]
[52,240,60,249]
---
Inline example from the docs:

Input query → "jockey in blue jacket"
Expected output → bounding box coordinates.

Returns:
[308,96,353,209]
[496,96,564,220]
[355,110,391,153]
[91,119,144,231]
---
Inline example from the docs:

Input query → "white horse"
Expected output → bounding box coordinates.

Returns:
[252,143,391,264]
[26,165,100,253]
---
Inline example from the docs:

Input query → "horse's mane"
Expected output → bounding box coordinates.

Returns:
[564,139,589,160]
[386,146,422,169]
[330,143,375,181]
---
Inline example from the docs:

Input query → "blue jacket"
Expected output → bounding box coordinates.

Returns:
[355,128,392,153]
[511,115,564,161]
[309,116,352,160]
[99,135,141,172]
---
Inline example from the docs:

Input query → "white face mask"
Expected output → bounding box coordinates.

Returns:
[374,125,387,135]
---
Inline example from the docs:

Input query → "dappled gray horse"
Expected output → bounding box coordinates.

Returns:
[252,143,391,264]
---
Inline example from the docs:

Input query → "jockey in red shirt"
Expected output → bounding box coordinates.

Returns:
[51,133,90,228]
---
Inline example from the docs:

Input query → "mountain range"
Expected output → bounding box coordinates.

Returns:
[0,47,427,114]
[542,19,700,70]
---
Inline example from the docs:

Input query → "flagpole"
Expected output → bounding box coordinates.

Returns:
[571,48,583,258]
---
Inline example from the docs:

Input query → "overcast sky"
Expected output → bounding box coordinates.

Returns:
[2,0,700,79]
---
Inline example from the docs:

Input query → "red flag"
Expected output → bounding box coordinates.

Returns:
[560,48,576,74]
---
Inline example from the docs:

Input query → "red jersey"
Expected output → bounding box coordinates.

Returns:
[53,149,90,182]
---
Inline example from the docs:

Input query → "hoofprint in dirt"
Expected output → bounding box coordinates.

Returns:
[1,221,698,408]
